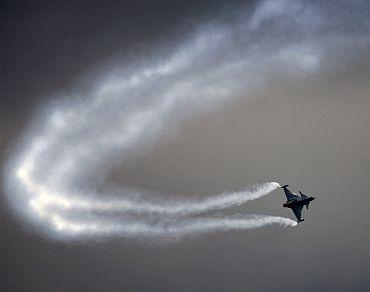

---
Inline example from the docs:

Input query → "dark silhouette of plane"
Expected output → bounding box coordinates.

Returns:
[281,185,315,222]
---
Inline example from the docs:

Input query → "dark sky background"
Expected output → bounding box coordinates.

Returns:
[1,1,370,291]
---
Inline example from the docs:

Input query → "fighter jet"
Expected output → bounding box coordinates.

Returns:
[281,185,315,222]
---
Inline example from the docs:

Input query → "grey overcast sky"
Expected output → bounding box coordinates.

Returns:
[1,1,370,291]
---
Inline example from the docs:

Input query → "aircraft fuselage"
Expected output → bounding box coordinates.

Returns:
[283,196,315,208]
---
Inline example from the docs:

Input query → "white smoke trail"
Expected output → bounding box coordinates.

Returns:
[4,0,370,241]
[49,215,295,239]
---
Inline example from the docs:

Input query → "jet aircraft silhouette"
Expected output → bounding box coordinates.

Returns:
[281,185,315,222]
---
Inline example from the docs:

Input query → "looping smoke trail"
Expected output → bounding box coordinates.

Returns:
[4,0,370,241]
